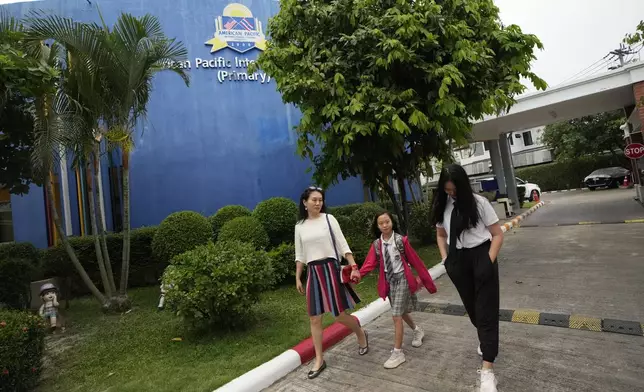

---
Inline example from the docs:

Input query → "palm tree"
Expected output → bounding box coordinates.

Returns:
[26,10,189,308]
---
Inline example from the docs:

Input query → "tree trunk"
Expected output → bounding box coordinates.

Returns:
[119,150,131,295]
[397,176,409,234]
[93,147,117,294]
[86,160,112,298]
[46,175,106,305]
[379,177,405,232]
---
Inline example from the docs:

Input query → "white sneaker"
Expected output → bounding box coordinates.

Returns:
[477,344,483,356]
[384,350,406,369]
[411,326,424,348]
[478,369,498,392]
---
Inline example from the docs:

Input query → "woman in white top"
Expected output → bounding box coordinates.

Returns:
[295,186,367,379]
[431,165,504,392]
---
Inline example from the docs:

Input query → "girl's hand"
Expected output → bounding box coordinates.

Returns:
[296,279,305,295]
[350,269,361,283]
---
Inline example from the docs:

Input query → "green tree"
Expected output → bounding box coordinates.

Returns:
[253,0,545,231]
[0,95,36,195]
[624,20,643,46]
[541,110,626,162]
[26,10,189,309]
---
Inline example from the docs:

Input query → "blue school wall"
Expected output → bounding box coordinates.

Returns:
[5,0,364,246]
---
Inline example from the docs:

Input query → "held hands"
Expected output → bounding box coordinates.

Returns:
[350,269,361,284]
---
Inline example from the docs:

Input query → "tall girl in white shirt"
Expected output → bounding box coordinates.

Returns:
[431,164,504,392]
[294,187,367,379]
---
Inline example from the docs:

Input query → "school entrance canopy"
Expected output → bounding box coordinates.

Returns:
[470,61,644,207]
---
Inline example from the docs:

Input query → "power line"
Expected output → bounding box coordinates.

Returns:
[557,53,612,86]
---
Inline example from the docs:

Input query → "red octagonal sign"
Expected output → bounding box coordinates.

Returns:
[624,143,644,159]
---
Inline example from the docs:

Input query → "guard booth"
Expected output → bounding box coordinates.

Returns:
[624,105,644,203]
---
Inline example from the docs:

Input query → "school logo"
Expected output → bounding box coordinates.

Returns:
[205,3,267,54]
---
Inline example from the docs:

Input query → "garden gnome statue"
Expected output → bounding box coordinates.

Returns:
[157,283,167,311]
[39,283,59,331]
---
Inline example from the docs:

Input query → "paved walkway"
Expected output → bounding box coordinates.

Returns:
[266,192,644,391]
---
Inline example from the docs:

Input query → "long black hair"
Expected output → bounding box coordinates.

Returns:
[370,211,400,239]
[298,186,327,222]
[430,164,480,231]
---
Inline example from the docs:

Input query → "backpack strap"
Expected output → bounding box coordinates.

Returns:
[394,233,407,264]
[372,238,381,262]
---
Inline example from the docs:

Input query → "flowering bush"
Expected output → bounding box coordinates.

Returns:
[0,310,46,391]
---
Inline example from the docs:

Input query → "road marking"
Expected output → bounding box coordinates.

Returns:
[419,302,641,337]
[511,309,541,325]
[578,221,600,225]
[569,315,602,332]
[625,219,644,224]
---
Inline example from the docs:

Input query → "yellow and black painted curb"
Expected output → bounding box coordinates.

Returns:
[419,301,644,337]
[521,218,644,228]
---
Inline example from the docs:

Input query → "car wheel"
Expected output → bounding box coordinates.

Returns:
[610,180,620,189]
[588,187,596,191]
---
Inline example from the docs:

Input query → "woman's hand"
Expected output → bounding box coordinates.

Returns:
[296,279,305,295]
[350,269,361,283]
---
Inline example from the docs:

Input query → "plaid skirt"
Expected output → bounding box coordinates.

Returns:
[387,271,418,317]
[307,258,360,317]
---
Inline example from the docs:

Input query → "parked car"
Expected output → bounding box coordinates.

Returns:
[478,176,542,202]
[583,167,631,191]
[515,177,541,201]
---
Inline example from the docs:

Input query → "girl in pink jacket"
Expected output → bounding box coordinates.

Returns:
[359,211,437,369]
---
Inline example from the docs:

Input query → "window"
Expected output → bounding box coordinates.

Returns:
[523,131,534,146]
[508,134,514,146]
[473,143,484,157]
[484,141,490,151]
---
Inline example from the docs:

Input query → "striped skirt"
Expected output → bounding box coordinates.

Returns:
[307,258,360,317]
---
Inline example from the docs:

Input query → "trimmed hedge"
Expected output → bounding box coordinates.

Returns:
[408,201,435,245]
[0,259,34,310]
[162,241,274,329]
[152,211,213,264]
[267,242,296,285]
[0,242,40,267]
[218,216,270,249]
[0,310,46,392]
[328,203,364,218]
[253,197,298,246]
[208,205,252,241]
[42,227,162,297]
[349,203,386,239]
[515,155,630,192]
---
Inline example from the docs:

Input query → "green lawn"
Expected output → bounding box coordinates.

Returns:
[38,244,440,392]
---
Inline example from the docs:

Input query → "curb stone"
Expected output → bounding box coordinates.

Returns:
[215,201,546,392]
[542,188,588,194]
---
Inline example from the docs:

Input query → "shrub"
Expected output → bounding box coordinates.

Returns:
[515,154,630,192]
[253,197,298,246]
[0,242,40,267]
[41,226,161,297]
[208,205,252,241]
[0,259,34,310]
[267,242,296,285]
[328,203,364,218]
[346,233,372,266]
[408,201,435,245]
[162,241,273,329]
[152,211,213,264]
[0,310,46,391]
[349,202,386,238]
[218,216,270,249]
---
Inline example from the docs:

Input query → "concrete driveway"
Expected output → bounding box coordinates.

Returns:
[525,188,644,226]
[264,191,644,392]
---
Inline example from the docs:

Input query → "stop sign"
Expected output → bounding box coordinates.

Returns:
[624,143,644,159]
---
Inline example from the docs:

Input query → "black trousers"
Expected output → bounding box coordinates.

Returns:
[445,241,499,363]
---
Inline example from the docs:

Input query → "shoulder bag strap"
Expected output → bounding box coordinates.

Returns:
[325,214,341,269]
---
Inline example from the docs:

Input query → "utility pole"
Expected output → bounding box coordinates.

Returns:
[609,43,636,68]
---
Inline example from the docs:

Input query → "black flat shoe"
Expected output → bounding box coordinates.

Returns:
[359,330,369,355]
[307,361,326,379]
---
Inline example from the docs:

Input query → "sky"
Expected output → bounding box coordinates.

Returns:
[494,0,644,91]
[2,0,643,91]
